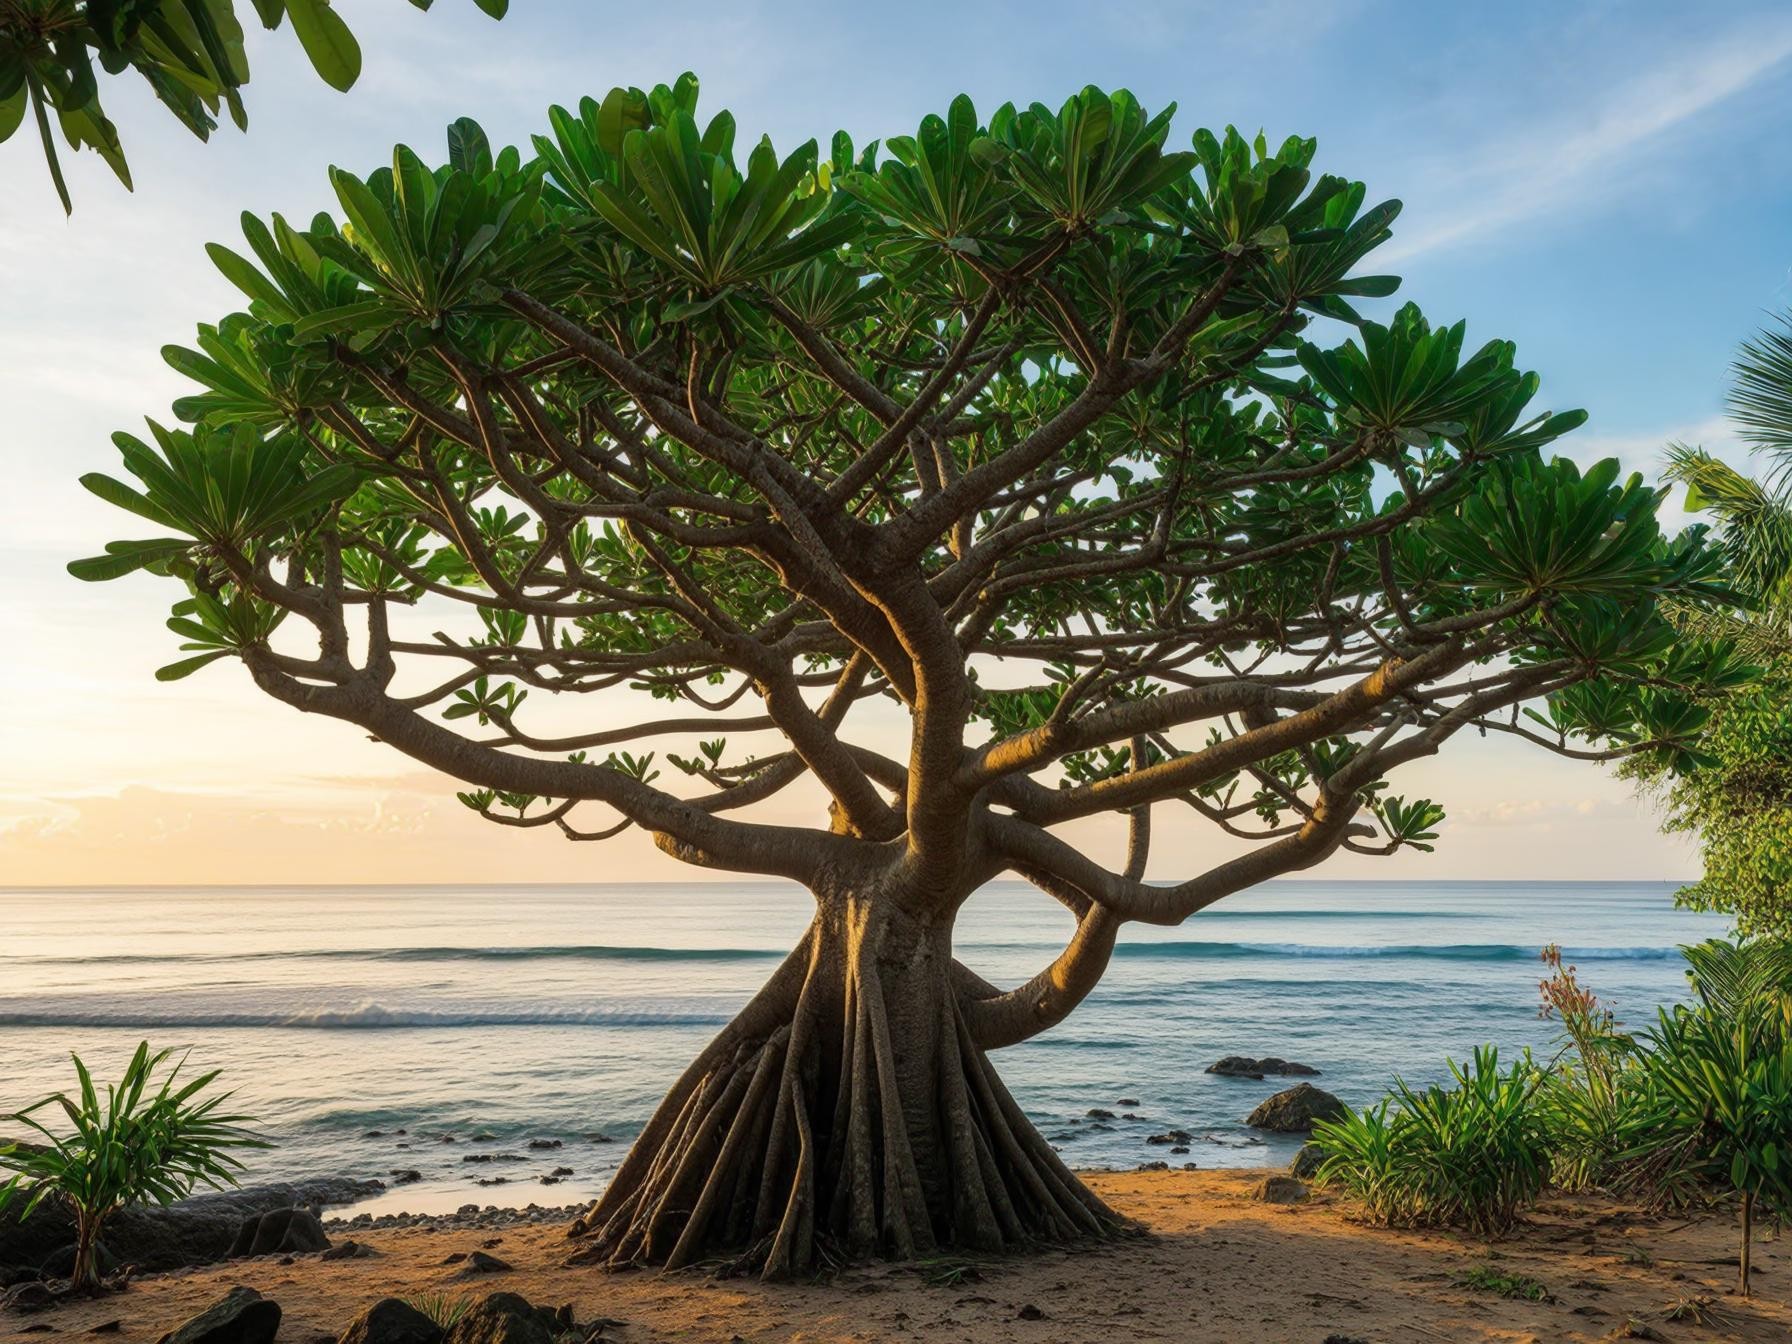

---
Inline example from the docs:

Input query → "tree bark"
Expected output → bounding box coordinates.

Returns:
[568,885,1124,1277]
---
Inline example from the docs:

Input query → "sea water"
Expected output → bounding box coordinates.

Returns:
[0,880,1728,1214]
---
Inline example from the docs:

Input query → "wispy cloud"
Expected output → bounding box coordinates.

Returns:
[1382,24,1792,264]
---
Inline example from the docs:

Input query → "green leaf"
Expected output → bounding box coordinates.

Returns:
[156,651,232,681]
[283,0,362,92]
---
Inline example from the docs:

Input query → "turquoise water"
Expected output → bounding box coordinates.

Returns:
[0,880,1727,1213]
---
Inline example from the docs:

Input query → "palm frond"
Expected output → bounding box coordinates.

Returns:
[1732,313,1792,480]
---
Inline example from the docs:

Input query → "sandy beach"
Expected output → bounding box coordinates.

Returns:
[10,1169,1789,1343]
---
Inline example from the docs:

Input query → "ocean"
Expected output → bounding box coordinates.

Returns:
[0,880,1727,1215]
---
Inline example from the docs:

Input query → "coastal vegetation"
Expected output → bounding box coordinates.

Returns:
[1314,938,1792,1295]
[0,0,508,213]
[1633,313,1792,939]
[0,1042,263,1292]
[72,75,1756,1275]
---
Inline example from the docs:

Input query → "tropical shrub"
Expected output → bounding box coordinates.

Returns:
[0,1043,264,1291]
[1314,1047,1551,1237]
[1321,939,1792,1280]
[1621,940,1792,1294]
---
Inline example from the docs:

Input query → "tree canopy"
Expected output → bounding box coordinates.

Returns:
[71,75,1761,1272]
[1,0,506,213]
[1641,314,1792,938]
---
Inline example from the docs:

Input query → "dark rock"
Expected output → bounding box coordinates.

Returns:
[4,1280,60,1312]
[88,1321,122,1333]
[476,1178,510,1187]
[364,1130,386,1139]
[442,1292,555,1344]
[391,1170,423,1185]
[1016,1303,1046,1321]
[1137,1161,1170,1171]
[1084,1108,1115,1120]
[1115,1097,1139,1106]
[1169,1146,1189,1155]
[154,1286,280,1344]
[228,1207,330,1258]
[550,1167,574,1178]
[321,1240,376,1261]
[1291,1141,1328,1180]
[452,1250,513,1276]
[1253,1175,1308,1204]
[1180,1162,1198,1170]
[526,1139,561,1151]
[1145,1129,1193,1146]
[1120,1112,1143,1121]
[1206,1055,1321,1079]
[336,1296,445,1344]
[1,1178,377,1283]
[1245,1083,1348,1133]
[585,1133,614,1144]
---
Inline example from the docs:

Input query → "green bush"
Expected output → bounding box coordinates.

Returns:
[0,1043,264,1292]
[1319,938,1792,1283]
[1314,1046,1551,1237]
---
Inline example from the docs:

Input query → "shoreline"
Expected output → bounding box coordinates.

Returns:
[15,1168,1791,1342]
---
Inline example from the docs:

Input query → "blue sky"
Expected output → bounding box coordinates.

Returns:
[3,0,1789,883]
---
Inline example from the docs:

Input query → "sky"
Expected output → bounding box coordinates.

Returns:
[4,0,1791,886]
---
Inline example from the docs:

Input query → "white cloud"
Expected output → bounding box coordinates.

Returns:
[1382,24,1792,264]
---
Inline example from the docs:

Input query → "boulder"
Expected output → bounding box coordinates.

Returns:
[228,1207,330,1258]
[1291,1141,1328,1180]
[0,1178,378,1285]
[1245,1083,1347,1133]
[1253,1175,1308,1204]
[1206,1055,1320,1079]
[337,1297,445,1344]
[154,1286,280,1344]
[442,1292,555,1344]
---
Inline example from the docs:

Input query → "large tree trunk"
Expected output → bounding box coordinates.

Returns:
[568,888,1123,1276]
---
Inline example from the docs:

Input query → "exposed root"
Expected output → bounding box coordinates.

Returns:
[567,914,1126,1277]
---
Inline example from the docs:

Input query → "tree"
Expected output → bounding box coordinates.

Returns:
[1638,317,1792,936]
[73,76,1749,1275]
[1,0,506,214]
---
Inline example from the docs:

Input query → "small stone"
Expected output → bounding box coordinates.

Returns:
[452,1250,513,1276]
[526,1139,561,1150]
[1291,1141,1327,1180]
[1137,1160,1170,1171]
[391,1169,423,1185]
[1253,1175,1308,1204]
[1017,1303,1046,1321]
[1085,1108,1115,1120]
[364,1130,386,1139]
[551,1166,574,1177]
[1116,1097,1139,1106]
[1169,1146,1189,1154]
[88,1321,123,1334]
[586,1133,615,1144]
